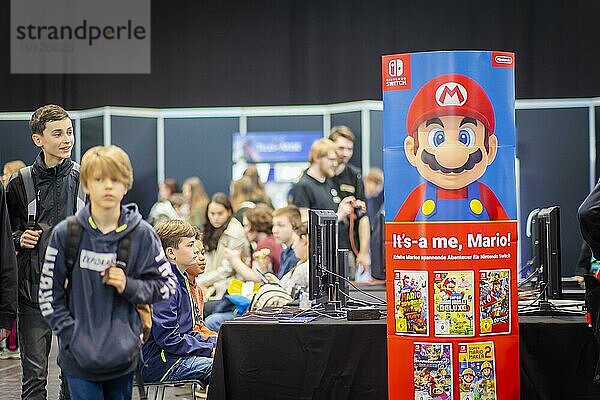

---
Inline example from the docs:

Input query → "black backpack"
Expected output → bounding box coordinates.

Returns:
[19,164,86,226]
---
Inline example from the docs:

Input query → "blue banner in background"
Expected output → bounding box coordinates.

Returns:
[233,131,322,163]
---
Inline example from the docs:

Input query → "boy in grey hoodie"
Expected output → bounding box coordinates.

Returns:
[39,145,176,399]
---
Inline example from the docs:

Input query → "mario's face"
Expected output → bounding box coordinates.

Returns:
[404,115,497,190]
[463,373,475,384]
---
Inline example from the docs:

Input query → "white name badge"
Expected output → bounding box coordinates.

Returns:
[79,249,116,272]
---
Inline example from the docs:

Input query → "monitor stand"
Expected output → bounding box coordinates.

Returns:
[323,282,342,311]
[519,303,584,316]
[519,289,584,316]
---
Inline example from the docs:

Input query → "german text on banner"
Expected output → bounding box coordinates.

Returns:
[383,50,519,400]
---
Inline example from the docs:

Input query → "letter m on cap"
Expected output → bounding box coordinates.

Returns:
[435,83,467,106]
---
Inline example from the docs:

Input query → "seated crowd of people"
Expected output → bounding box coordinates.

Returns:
[0,104,385,399]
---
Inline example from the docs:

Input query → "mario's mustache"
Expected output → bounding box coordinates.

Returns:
[421,148,483,174]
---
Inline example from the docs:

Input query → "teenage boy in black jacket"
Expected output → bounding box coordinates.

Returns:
[6,104,81,400]
[0,184,17,344]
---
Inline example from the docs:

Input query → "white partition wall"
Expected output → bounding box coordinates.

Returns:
[0,98,598,274]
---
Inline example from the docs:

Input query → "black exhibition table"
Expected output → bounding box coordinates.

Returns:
[208,316,387,400]
[207,314,600,400]
[519,315,600,400]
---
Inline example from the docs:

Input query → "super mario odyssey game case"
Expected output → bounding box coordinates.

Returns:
[383,51,520,400]
[479,269,511,335]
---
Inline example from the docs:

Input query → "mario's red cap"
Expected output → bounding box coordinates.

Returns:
[406,74,495,136]
[443,277,456,286]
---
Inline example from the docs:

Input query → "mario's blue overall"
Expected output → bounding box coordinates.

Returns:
[415,181,489,221]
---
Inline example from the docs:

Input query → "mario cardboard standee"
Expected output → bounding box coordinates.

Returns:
[394,74,508,222]
[384,51,520,400]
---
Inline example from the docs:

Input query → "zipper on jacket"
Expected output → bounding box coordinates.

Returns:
[32,190,40,227]
[54,173,59,225]
[159,356,182,382]
[183,274,196,326]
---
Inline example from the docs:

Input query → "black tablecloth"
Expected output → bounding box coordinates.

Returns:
[207,314,600,400]
[519,315,600,400]
[208,317,387,400]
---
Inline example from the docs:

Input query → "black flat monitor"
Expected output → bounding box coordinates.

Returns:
[308,209,338,303]
[526,208,541,279]
[538,206,562,299]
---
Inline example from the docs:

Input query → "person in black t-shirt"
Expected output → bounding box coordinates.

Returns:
[329,126,371,280]
[292,138,354,243]
[329,126,365,201]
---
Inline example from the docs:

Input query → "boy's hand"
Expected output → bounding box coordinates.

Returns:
[251,249,271,273]
[353,199,367,213]
[20,229,42,248]
[101,266,127,293]
[336,196,355,221]
[357,251,371,270]
[265,273,279,284]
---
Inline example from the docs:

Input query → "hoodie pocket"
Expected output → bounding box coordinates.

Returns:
[69,315,140,374]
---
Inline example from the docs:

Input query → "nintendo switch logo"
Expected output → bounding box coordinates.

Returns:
[382,54,411,91]
[388,59,403,77]
[492,51,515,68]
[436,82,467,106]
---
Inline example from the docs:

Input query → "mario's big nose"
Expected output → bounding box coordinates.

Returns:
[434,142,472,169]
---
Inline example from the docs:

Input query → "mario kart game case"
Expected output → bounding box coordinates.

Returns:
[394,270,429,336]
[433,271,475,337]
[414,342,453,400]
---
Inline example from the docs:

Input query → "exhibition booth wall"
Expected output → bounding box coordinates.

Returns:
[0,99,596,275]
